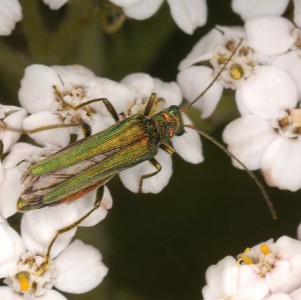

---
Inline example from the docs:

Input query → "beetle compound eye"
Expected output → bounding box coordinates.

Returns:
[169,105,179,110]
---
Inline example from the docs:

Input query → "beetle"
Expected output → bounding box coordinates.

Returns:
[17,40,276,219]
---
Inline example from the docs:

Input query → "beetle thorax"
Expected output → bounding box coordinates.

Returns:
[151,106,185,142]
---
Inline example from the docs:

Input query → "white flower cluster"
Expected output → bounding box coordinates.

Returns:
[178,0,301,192]
[202,224,301,299]
[0,191,111,299]
[0,63,202,298]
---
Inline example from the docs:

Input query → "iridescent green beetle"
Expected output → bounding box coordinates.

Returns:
[17,40,276,220]
[17,101,185,211]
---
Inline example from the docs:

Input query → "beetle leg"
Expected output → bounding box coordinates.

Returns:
[144,93,166,117]
[159,143,175,155]
[53,85,119,122]
[19,94,120,137]
[73,98,119,122]
[138,158,161,193]
[138,144,175,193]
[17,122,92,139]
[143,93,157,116]
[37,186,105,274]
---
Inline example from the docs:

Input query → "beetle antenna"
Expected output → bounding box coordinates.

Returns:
[181,38,243,113]
[185,124,277,219]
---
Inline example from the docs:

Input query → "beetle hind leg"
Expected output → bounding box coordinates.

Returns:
[143,93,165,117]
[37,186,105,274]
[138,143,175,193]
[138,158,161,193]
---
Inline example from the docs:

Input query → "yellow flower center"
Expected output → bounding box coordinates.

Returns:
[237,244,277,277]
[229,63,244,80]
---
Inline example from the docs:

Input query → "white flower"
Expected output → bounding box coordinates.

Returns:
[118,73,203,193]
[237,237,301,294]
[222,66,301,191]
[177,26,266,118]
[203,236,301,300]
[109,0,207,34]
[0,220,108,299]
[233,0,301,28]
[19,64,134,147]
[0,104,27,154]
[202,256,269,299]
[0,0,22,36]
[231,0,289,21]
[291,287,301,299]
[245,17,297,57]
[42,0,68,10]
[245,16,301,98]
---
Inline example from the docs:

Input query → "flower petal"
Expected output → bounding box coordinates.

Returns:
[121,73,155,99]
[271,51,301,98]
[236,66,298,119]
[178,28,223,70]
[0,222,25,278]
[2,142,42,168]
[0,0,22,36]
[89,77,135,114]
[177,65,223,118]
[0,286,23,299]
[122,0,163,19]
[232,0,289,21]
[172,114,203,164]
[51,64,95,86]
[20,203,86,257]
[42,0,68,10]
[245,16,296,56]
[223,115,277,170]
[39,289,67,300]
[262,137,301,191]
[74,186,113,227]
[291,286,301,299]
[23,111,71,148]
[54,240,108,293]
[18,65,62,113]
[202,255,269,299]
[265,294,291,300]
[109,0,142,7]
[20,187,109,257]
[167,0,207,34]
[119,149,173,193]
[0,167,22,218]
[202,256,239,298]
[297,222,301,240]
[121,73,182,107]
[153,78,182,107]
[1,106,27,153]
